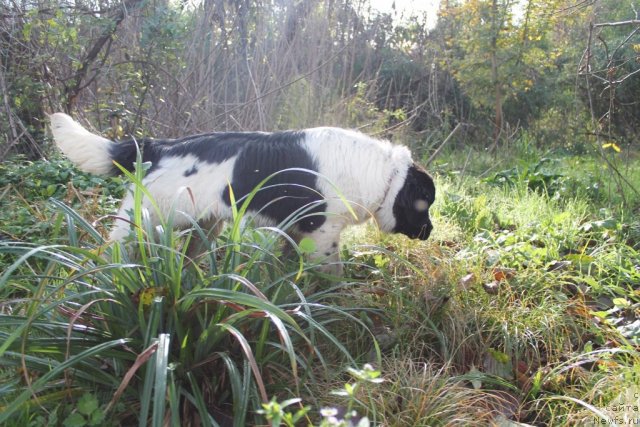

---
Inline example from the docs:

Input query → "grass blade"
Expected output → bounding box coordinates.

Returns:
[0,339,129,423]
[152,333,171,427]
[217,323,268,403]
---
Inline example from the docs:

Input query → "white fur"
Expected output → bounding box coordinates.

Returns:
[49,113,115,176]
[50,115,417,273]
[302,127,412,229]
[109,154,238,241]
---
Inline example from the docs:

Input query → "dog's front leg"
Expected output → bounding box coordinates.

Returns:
[303,219,345,276]
[108,190,162,242]
[108,191,136,242]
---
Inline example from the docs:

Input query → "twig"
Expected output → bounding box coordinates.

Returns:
[581,22,639,202]
[64,0,144,110]
[0,58,43,159]
[594,20,640,28]
[203,44,352,128]
[426,122,464,167]
[0,59,19,146]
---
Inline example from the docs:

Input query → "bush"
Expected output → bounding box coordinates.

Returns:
[0,162,370,425]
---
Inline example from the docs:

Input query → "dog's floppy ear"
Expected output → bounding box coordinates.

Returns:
[396,164,435,206]
[414,164,435,205]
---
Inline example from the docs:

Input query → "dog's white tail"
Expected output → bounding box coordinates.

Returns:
[49,113,115,176]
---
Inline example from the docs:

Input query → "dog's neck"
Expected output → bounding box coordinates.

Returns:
[375,167,399,214]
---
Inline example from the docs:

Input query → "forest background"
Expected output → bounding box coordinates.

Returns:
[2,0,638,156]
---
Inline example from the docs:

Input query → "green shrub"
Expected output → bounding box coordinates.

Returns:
[0,161,369,425]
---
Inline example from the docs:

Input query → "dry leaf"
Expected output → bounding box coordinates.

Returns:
[468,365,482,389]
[492,267,516,282]
[459,273,475,289]
[483,280,500,295]
[547,260,572,272]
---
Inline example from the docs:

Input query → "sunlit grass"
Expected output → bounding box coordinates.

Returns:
[1,145,639,425]
[0,161,371,426]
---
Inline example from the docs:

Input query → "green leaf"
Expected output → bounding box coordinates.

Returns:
[22,22,32,41]
[89,409,105,427]
[298,237,316,254]
[63,413,86,427]
[373,253,389,268]
[612,298,631,308]
[344,382,355,395]
[152,334,171,427]
[77,393,99,416]
[45,184,57,197]
[488,348,510,364]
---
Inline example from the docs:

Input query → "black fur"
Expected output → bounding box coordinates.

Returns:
[108,130,327,233]
[183,164,198,177]
[392,165,435,240]
[108,132,287,174]
[221,133,326,233]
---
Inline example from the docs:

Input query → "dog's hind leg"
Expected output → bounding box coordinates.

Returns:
[186,216,224,260]
[107,189,163,243]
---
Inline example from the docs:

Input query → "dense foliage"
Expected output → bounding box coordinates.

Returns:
[1,140,639,426]
[1,0,639,156]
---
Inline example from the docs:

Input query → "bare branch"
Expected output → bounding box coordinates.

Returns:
[64,0,144,111]
[594,19,640,28]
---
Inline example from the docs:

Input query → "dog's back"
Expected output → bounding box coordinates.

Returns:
[50,114,329,234]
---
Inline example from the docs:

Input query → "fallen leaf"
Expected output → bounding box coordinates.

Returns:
[547,260,572,272]
[484,349,513,380]
[515,360,532,392]
[467,365,482,389]
[483,280,500,295]
[492,267,516,282]
[459,273,475,289]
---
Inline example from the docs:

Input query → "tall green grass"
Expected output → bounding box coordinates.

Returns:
[1,142,639,426]
[327,155,640,425]
[0,161,372,426]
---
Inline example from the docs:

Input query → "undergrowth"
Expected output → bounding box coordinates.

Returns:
[1,141,639,425]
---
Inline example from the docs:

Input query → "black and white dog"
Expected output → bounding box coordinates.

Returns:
[50,113,435,272]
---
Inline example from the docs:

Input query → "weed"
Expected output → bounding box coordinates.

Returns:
[0,158,366,425]
[2,142,639,425]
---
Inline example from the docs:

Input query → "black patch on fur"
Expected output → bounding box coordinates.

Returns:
[108,129,327,233]
[108,138,149,174]
[392,164,435,240]
[109,132,257,174]
[184,165,198,177]
[221,131,327,233]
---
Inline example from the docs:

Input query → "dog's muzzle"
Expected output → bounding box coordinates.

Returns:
[416,222,433,240]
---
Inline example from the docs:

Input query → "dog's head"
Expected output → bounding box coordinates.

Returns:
[392,164,435,240]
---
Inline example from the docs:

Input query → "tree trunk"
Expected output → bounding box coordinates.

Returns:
[490,0,503,152]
